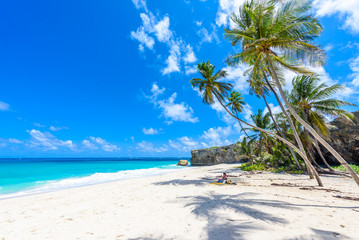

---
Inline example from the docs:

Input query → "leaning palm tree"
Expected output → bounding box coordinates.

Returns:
[191,60,323,186]
[226,91,252,139]
[190,60,232,105]
[249,70,302,169]
[224,0,359,186]
[288,75,356,171]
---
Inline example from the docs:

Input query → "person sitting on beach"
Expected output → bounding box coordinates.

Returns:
[218,173,228,183]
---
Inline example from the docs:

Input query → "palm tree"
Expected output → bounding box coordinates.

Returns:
[238,137,255,164]
[226,91,252,139]
[224,0,359,186]
[288,75,356,171]
[190,60,232,105]
[249,109,274,154]
[191,60,323,186]
[249,70,302,169]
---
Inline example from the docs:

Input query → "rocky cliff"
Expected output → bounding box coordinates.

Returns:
[321,111,359,165]
[190,144,248,166]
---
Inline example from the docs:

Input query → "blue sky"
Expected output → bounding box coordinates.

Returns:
[0,0,358,157]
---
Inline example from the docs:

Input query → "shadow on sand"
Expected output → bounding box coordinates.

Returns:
[147,178,359,239]
[180,192,293,239]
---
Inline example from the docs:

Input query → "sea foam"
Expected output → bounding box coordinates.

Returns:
[0,165,184,200]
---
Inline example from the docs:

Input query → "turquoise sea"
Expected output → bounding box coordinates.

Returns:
[0,158,187,199]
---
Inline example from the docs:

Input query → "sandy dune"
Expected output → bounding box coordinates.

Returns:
[0,164,359,240]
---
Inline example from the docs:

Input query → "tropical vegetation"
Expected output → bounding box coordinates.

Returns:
[190,0,359,187]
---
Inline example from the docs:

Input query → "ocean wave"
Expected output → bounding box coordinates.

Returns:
[0,166,185,200]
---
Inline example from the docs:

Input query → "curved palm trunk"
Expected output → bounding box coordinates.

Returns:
[263,93,302,169]
[314,139,335,172]
[263,74,312,176]
[239,120,252,139]
[265,53,359,187]
[212,91,323,186]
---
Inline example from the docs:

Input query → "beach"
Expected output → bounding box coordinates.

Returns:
[0,164,358,240]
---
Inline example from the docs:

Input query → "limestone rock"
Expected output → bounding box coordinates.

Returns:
[190,144,248,166]
[177,159,189,166]
[321,111,359,165]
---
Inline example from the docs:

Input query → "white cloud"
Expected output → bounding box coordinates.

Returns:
[201,126,232,147]
[313,0,359,33]
[350,55,359,87]
[26,129,76,151]
[154,16,172,42]
[49,126,68,131]
[263,103,282,116]
[168,139,183,151]
[242,104,253,123]
[33,122,46,128]
[185,65,198,75]
[168,136,201,152]
[137,141,168,152]
[162,41,181,75]
[216,0,245,27]
[183,45,197,64]
[178,136,200,149]
[197,24,220,44]
[167,125,241,152]
[82,139,98,150]
[149,82,165,101]
[131,0,148,11]
[324,44,334,52]
[223,64,250,93]
[146,83,199,124]
[131,3,197,75]
[0,101,10,111]
[195,21,202,26]
[130,27,155,51]
[8,138,23,144]
[89,136,121,152]
[143,127,160,135]
[158,93,199,124]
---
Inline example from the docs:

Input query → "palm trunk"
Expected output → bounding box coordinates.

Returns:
[239,120,252,139]
[212,91,323,186]
[263,73,312,176]
[258,135,263,155]
[263,93,302,169]
[314,139,335,172]
[265,53,359,187]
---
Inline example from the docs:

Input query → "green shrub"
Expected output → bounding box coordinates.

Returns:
[333,164,359,174]
[233,147,239,152]
[236,162,303,174]
[239,163,266,171]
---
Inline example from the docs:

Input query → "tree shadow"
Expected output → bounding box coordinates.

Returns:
[127,236,165,240]
[177,192,296,239]
[153,178,210,186]
[181,192,293,225]
[282,228,351,240]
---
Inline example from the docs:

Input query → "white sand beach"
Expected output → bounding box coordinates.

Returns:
[0,164,359,240]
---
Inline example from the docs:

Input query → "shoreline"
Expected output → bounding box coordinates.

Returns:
[0,165,191,200]
[1,164,358,239]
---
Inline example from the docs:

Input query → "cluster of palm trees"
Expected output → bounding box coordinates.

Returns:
[190,0,359,187]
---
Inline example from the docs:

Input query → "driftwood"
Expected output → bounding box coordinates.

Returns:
[315,168,351,177]
[299,187,342,194]
[333,195,359,201]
